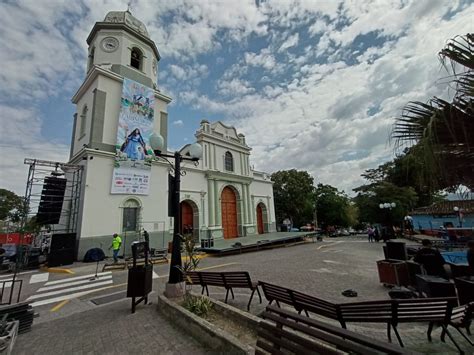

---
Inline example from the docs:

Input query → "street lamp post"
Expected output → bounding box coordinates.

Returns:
[150,133,202,295]
[453,206,463,228]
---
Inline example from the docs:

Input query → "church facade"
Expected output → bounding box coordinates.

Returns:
[68,11,276,257]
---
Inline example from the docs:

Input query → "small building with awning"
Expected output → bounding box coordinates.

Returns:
[410,199,474,233]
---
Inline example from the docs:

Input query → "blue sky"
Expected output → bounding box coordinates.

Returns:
[0,0,472,195]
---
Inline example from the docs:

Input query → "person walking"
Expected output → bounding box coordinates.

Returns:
[109,233,122,263]
[367,226,374,243]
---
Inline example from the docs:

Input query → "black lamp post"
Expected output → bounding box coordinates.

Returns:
[149,133,202,289]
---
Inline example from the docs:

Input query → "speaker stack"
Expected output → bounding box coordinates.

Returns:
[48,233,76,267]
[36,176,67,225]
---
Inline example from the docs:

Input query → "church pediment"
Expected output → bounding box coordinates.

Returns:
[211,121,240,141]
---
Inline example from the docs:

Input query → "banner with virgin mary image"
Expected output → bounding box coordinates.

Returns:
[111,78,155,195]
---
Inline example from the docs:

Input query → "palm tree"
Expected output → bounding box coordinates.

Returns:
[392,34,474,190]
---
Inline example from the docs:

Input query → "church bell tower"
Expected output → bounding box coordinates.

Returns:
[69,10,171,161]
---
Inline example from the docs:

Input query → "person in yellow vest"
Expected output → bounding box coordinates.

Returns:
[109,233,122,263]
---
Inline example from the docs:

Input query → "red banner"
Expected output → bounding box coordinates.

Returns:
[0,233,33,245]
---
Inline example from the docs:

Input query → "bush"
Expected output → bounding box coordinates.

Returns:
[182,294,213,317]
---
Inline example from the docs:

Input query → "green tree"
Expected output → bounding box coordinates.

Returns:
[392,33,474,191]
[0,189,26,223]
[315,184,355,227]
[271,170,315,228]
[353,182,418,225]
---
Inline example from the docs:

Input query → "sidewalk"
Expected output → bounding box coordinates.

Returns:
[13,298,207,355]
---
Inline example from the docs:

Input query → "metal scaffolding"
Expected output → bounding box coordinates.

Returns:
[23,158,83,238]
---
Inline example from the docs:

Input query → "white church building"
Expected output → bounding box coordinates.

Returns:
[67,11,276,257]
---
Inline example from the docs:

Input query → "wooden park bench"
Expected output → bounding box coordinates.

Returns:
[259,281,463,351]
[257,305,412,355]
[185,271,262,310]
[442,302,474,348]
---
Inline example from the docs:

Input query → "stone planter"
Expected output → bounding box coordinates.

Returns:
[157,294,256,354]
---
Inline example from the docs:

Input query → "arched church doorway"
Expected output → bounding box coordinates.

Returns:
[256,202,268,234]
[221,186,238,239]
[180,200,199,241]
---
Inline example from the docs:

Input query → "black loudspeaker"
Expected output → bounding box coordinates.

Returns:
[36,176,67,225]
[48,233,76,266]
[385,241,407,261]
[48,249,75,267]
[50,233,76,251]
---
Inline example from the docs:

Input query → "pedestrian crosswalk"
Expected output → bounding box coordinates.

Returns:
[26,272,114,308]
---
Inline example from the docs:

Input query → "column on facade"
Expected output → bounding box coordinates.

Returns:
[214,180,221,226]
[242,183,248,224]
[247,185,254,224]
[213,144,217,170]
[266,196,271,224]
[208,179,215,226]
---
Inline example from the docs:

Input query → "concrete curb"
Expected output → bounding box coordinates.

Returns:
[41,267,74,274]
[157,295,253,354]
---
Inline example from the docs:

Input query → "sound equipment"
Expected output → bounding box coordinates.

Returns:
[48,233,76,267]
[48,249,75,267]
[384,241,407,261]
[50,233,76,251]
[36,176,67,225]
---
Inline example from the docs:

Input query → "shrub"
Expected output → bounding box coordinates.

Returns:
[182,294,213,317]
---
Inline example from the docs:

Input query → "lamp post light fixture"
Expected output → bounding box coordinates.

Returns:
[149,133,202,295]
[453,206,463,228]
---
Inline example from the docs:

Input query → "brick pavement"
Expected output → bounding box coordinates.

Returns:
[13,298,207,355]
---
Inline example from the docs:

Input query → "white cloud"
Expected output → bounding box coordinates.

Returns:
[244,49,276,70]
[173,120,184,126]
[217,78,255,96]
[279,33,299,52]
[0,105,69,194]
[180,2,472,193]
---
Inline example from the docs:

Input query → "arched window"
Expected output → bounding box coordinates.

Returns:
[224,151,234,172]
[122,198,141,232]
[79,105,88,137]
[130,47,142,70]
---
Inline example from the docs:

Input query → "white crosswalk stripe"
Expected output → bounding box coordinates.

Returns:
[44,271,111,286]
[38,275,112,292]
[27,272,115,307]
[29,273,49,284]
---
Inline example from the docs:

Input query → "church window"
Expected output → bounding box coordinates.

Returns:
[79,105,88,137]
[122,198,140,232]
[224,151,234,172]
[130,47,142,70]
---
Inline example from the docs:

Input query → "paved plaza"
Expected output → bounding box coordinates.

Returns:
[11,236,471,354]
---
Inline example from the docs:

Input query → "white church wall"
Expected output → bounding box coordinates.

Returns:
[250,178,276,232]
[77,154,171,257]
[90,31,125,67]
[72,80,98,157]
[97,75,122,146]
[180,168,209,235]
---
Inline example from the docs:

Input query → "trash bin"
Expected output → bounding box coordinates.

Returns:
[127,264,152,298]
[127,241,152,313]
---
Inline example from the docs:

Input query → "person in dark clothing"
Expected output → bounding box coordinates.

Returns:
[414,239,447,278]
[374,227,380,242]
[467,240,474,275]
